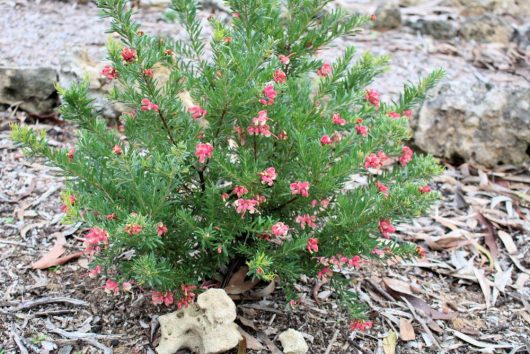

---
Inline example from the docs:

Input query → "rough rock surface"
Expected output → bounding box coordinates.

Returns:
[459,14,514,43]
[279,328,309,354]
[0,67,59,114]
[156,289,241,354]
[414,78,530,167]
[373,2,402,30]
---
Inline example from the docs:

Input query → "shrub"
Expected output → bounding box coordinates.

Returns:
[12,0,443,327]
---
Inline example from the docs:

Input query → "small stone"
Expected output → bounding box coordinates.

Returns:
[156,289,241,354]
[373,2,402,30]
[279,329,309,354]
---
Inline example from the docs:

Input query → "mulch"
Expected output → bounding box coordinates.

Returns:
[1,108,529,354]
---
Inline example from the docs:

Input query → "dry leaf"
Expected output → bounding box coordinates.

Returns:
[237,327,264,351]
[383,331,397,354]
[497,230,517,255]
[382,278,413,295]
[475,210,498,260]
[31,232,82,269]
[224,266,260,295]
[450,329,512,350]
[399,318,416,341]
[472,268,491,308]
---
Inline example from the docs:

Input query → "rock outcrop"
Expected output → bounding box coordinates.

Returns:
[0,67,58,114]
[414,78,530,167]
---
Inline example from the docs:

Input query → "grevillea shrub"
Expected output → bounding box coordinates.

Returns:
[12,0,444,327]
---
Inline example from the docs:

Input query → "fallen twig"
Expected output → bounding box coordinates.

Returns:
[9,296,88,312]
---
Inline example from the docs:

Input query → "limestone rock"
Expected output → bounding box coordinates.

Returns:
[373,2,402,31]
[279,329,309,354]
[459,14,514,44]
[413,78,530,167]
[156,289,241,354]
[0,66,59,114]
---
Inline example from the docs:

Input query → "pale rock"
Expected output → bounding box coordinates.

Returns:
[413,77,530,167]
[59,48,126,117]
[373,1,402,30]
[0,66,59,114]
[459,14,514,44]
[156,289,241,354]
[279,329,309,354]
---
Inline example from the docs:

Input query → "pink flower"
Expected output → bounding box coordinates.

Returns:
[141,98,159,112]
[177,284,197,309]
[157,223,168,236]
[388,111,400,119]
[233,185,249,197]
[259,167,277,186]
[253,194,267,205]
[84,228,109,253]
[355,125,368,137]
[143,69,154,77]
[223,36,233,43]
[290,181,310,197]
[417,246,427,258]
[279,54,291,65]
[317,267,333,280]
[332,113,346,126]
[296,214,317,230]
[273,69,287,84]
[403,109,413,118]
[152,291,174,306]
[365,89,380,108]
[307,238,319,253]
[378,219,396,238]
[124,223,142,235]
[112,144,123,155]
[399,146,414,166]
[278,130,288,140]
[234,198,258,217]
[377,151,390,165]
[260,85,277,105]
[371,248,385,257]
[320,135,333,145]
[248,110,272,137]
[106,213,116,220]
[419,185,431,193]
[271,222,289,237]
[232,12,240,18]
[195,143,213,163]
[375,181,389,197]
[316,63,332,77]
[67,148,75,162]
[364,153,380,169]
[88,265,102,278]
[121,48,137,63]
[188,105,207,119]
[104,279,119,295]
[320,199,330,208]
[101,66,118,80]
[331,132,342,143]
[122,282,133,292]
[351,320,373,332]
[348,255,361,268]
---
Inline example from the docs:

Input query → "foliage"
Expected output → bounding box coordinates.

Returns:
[12,0,443,323]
